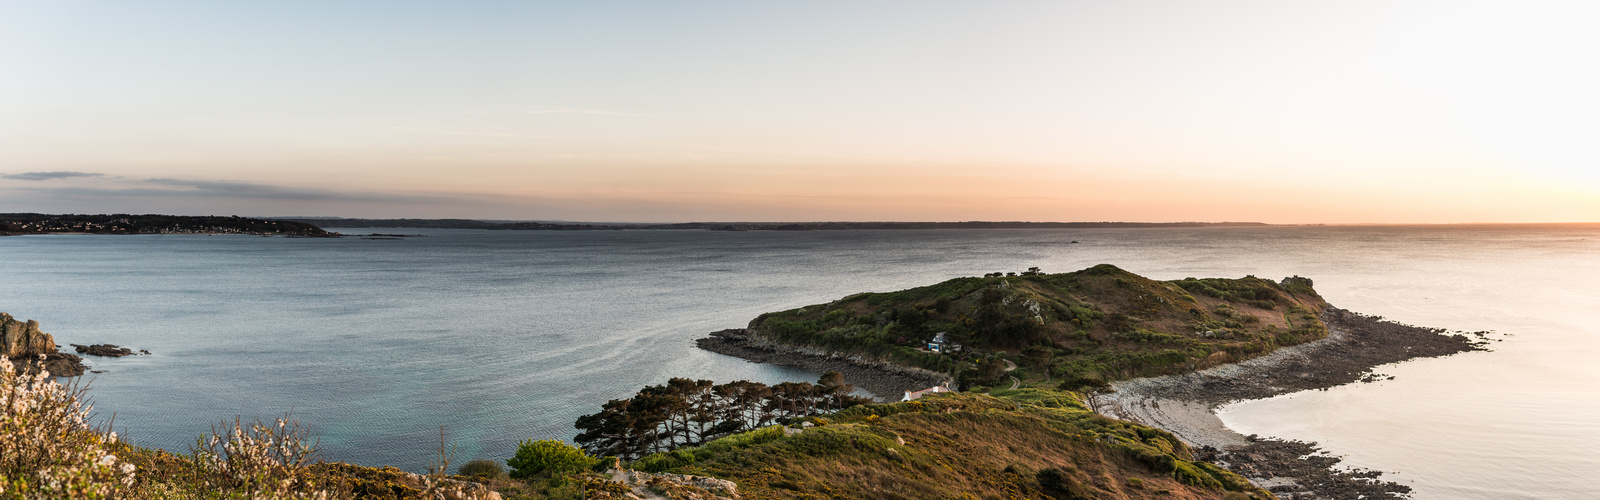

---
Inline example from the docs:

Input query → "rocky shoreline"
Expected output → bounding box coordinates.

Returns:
[695,329,952,401]
[2,313,154,377]
[1095,307,1491,499]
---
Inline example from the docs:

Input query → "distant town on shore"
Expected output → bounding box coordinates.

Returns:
[3,213,1272,236]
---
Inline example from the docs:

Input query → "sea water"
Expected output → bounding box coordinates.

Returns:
[2,225,1596,498]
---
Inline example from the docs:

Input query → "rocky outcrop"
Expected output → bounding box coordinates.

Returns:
[591,469,740,500]
[696,329,952,401]
[72,344,139,357]
[2,313,56,357]
[2,313,86,377]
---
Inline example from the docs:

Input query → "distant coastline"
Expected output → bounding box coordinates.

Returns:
[284,217,1268,231]
[1,213,329,236]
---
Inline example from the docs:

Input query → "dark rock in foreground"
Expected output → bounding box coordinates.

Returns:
[1200,437,1413,500]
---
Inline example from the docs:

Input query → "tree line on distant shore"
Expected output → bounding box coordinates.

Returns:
[573,373,871,460]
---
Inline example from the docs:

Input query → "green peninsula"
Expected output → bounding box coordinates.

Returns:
[743,264,1327,390]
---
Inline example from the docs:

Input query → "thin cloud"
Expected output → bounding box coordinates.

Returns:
[2,171,106,181]
[138,178,464,204]
[0,177,470,205]
[525,109,660,118]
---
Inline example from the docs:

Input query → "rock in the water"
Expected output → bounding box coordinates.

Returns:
[72,343,135,357]
[2,313,87,377]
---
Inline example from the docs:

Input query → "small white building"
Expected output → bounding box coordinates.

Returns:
[902,383,955,402]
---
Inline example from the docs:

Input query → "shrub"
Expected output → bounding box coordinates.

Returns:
[457,459,504,479]
[633,449,696,473]
[1036,467,1067,492]
[0,356,135,499]
[507,439,594,479]
[1173,460,1224,489]
[190,412,330,497]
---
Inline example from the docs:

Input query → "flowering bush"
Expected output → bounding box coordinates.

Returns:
[0,355,134,499]
[189,413,333,499]
[0,355,500,499]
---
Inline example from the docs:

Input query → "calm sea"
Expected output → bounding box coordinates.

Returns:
[2,226,1596,498]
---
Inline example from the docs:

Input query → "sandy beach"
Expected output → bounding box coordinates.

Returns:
[1091,308,1490,499]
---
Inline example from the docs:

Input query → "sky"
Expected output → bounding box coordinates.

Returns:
[2,1,1597,223]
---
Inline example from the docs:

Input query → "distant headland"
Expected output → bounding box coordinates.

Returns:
[0,213,330,236]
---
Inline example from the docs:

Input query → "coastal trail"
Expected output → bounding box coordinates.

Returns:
[1003,359,1019,389]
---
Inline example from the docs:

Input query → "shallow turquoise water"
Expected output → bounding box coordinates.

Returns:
[3,225,1596,498]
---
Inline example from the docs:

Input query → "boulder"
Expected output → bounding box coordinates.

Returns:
[2,313,86,377]
[599,469,740,500]
[1,313,56,357]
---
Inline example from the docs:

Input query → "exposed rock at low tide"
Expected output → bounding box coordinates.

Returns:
[696,329,952,401]
[1,313,86,377]
[72,343,137,357]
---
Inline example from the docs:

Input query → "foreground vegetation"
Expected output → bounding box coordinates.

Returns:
[748,264,1328,389]
[611,388,1268,499]
[1,355,500,499]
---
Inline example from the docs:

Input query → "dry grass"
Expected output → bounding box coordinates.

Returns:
[631,389,1273,500]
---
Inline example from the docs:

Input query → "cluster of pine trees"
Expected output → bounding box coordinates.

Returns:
[573,373,872,459]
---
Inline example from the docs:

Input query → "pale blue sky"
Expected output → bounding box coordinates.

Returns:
[2,1,1596,222]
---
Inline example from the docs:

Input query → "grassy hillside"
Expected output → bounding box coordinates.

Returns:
[628,388,1269,500]
[749,265,1328,387]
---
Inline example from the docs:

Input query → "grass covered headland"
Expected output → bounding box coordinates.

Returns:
[744,264,1328,391]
